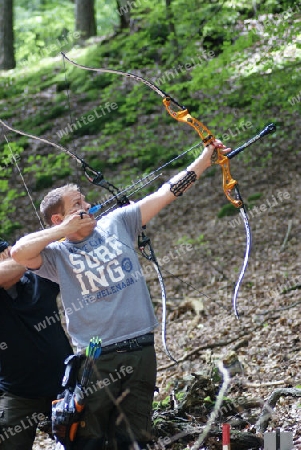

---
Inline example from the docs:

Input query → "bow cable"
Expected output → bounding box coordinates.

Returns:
[2,133,44,230]
[138,228,178,364]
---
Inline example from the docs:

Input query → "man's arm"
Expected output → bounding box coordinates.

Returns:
[11,210,97,268]
[10,228,61,269]
[139,141,229,225]
[10,214,88,268]
[0,249,26,289]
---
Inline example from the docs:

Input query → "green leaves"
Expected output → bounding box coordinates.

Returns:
[14,1,75,63]
[0,178,23,239]
[24,153,71,190]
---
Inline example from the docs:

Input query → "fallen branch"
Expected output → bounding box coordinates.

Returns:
[158,319,267,371]
[158,334,244,370]
[243,379,296,389]
[256,299,301,316]
[256,387,301,432]
[280,219,292,252]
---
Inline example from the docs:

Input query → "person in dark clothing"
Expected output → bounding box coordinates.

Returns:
[0,239,73,450]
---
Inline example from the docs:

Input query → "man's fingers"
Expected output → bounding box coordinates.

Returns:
[210,140,232,153]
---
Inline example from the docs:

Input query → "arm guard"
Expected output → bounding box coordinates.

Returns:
[168,170,197,197]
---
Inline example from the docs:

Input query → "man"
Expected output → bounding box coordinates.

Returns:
[0,240,72,449]
[11,141,229,449]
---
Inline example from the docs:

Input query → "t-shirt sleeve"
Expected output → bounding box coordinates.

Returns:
[33,245,59,283]
[98,202,142,242]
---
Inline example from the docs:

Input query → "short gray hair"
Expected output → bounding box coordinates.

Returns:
[40,183,79,226]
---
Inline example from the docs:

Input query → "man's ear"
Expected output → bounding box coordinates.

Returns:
[51,214,64,225]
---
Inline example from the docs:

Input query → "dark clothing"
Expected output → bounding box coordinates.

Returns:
[0,392,52,450]
[0,271,72,449]
[0,271,72,398]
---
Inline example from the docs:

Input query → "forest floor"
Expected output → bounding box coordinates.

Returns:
[27,123,301,449]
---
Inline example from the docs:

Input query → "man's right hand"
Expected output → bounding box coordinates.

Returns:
[58,211,96,238]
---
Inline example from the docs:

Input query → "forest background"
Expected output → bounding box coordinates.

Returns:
[0,0,301,449]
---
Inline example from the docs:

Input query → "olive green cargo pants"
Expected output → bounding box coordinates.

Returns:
[74,344,157,450]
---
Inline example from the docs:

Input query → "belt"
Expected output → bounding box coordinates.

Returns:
[101,333,154,354]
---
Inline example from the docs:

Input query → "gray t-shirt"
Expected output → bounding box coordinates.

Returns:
[35,203,158,351]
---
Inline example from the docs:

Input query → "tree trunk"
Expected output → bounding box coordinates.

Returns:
[116,0,131,30]
[165,0,179,57]
[75,0,97,40]
[0,0,16,70]
[165,0,176,36]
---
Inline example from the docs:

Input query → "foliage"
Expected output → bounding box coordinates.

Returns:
[14,0,118,64]
[0,0,300,238]
[0,143,25,237]
[217,203,240,218]
[176,234,206,246]
[0,178,23,238]
[23,153,72,190]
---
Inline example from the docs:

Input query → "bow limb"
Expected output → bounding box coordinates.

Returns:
[225,124,275,317]
[232,187,252,319]
[0,119,105,186]
[0,119,81,160]
[153,262,178,364]
[61,52,185,108]
[138,230,177,364]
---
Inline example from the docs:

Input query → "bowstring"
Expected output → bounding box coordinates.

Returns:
[3,134,44,230]
[61,54,87,208]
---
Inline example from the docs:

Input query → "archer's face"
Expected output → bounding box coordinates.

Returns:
[54,190,97,239]
[63,191,91,216]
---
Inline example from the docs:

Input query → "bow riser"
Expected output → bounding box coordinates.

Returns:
[163,97,243,208]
